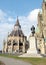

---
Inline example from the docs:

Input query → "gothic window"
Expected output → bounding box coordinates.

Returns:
[8,43,11,45]
[19,43,23,46]
[13,40,17,45]
[7,40,11,45]
[19,40,23,46]
[13,43,17,45]
[44,37,46,42]
[45,4,46,9]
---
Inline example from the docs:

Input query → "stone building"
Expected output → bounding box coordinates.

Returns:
[3,17,28,53]
[36,0,46,54]
[27,0,46,55]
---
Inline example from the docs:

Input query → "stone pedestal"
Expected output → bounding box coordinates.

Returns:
[27,36,38,54]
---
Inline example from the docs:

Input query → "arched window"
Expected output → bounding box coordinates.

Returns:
[7,40,11,45]
[13,40,17,45]
[19,40,23,46]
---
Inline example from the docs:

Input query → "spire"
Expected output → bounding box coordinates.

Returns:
[14,16,21,28]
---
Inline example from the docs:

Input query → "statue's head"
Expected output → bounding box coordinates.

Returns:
[31,25,35,36]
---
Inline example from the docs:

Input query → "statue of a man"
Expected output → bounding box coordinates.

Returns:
[31,25,35,36]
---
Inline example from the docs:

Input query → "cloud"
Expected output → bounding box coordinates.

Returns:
[8,17,14,22]
[0,9,7,17]
[0,9,7,23]
[0,23,14,50]
[27,9,40,22]
[0,9,40,50]
[19,9,40,36]
[0,9,15,23]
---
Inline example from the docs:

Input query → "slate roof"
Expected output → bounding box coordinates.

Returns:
[9,30,24,37]
[8,17,25,37]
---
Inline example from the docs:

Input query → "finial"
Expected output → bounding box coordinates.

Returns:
[17,16,18,20]
[17,16,18,18]
[16,16,19,22]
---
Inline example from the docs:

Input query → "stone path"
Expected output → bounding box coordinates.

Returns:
[0,56,31,65]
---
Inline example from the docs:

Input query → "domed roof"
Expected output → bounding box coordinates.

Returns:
[8,30,24,37]
[8,17,25,37]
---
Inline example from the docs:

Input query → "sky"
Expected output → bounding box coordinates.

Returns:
[0,0,43,50]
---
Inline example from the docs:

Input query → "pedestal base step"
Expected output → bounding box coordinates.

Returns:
[19,53,43,57]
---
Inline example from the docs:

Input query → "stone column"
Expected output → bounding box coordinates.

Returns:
[23,38,25,53]
[2,41,8,53]
[17,37,19,53]
[11,40,13,53]
[40,38,45,54]
[5,41,8,53]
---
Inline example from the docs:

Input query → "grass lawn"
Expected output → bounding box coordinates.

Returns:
[0,54,46,65]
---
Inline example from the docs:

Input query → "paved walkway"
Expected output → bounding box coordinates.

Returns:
[0,56,31,65]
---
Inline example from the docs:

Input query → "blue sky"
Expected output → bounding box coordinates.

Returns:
[0,0,43,50]
[0,0,42,16]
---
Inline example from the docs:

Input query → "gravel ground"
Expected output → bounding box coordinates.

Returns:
[0,61,5,65]
[0,56,31,65]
